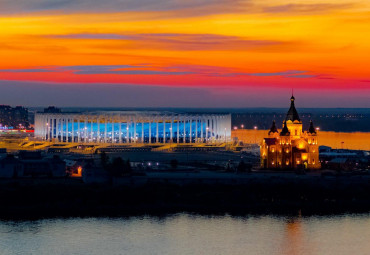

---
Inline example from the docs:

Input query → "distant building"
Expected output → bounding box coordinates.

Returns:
[43,106,61,113]
[0,105,29,128]
[260,96,320,170]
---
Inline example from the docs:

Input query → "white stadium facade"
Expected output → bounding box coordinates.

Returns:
[34,111,232,144]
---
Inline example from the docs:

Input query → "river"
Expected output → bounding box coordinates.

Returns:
[1,213,369,255]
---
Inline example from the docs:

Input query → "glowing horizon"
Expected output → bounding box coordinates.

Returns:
[0,0,369,107]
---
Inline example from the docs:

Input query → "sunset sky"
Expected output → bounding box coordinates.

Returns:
[0,0,369,107]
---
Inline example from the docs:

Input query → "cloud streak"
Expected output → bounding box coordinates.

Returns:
[0,65,314,78]
[0,0,246,15]
[0,0,355,17]
[48,33,287,51]
[263,3,354,14]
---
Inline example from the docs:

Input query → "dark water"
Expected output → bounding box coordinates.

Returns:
[1,214,369,255]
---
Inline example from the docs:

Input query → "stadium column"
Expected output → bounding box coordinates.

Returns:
[156,118,159,143]
[126,120,130,144]
[111,117,114,144]
[206,117,209,142]
[50,117,53,141]
[104,118,107,143]
[44,117,47,141]
[195,117,198,143]
[149,119,152,144]
[163,118,166,144]
[60,118,63,142]
[66,117,69,143]
[200,118,203,143]
[45,117,48,141]
[90,117,93,142]
[183,118,186,143]
[62,118,65,142]
[55,117,58,141]
[119,115,122,144]
[189,117,192,144]
[64,118,67,142]
[134,117,137,144]
[60,117,62,142]
[72,117,74,143]
[84,117,88,143]
[45,117,48,140]
[77,118,80,143]
[212,116,215,143]
[215,116,218,143]
[170,117,173,143]
[97,117,100,143]
[177,116,179,143]
[141,121,144,143]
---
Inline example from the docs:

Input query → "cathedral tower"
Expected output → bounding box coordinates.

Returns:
[260,96,320,170]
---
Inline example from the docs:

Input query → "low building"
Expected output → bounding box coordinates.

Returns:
[0,151,66,178]
[0,155,24,178]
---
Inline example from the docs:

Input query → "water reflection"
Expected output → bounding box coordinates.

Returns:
[280,217,307,255]
[0,214,369,255]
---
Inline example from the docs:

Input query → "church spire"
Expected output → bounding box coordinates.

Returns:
[268,120,278,134]
[308,120,316,134]
[280,121,290,136]
[286,94,301,122]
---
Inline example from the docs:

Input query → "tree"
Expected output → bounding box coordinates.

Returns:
[124,159,132,174]
[226,162,232,172]
[111,157,125,176]
[237,161,251,173]
[170,159,178,170]
[100,152,109,169]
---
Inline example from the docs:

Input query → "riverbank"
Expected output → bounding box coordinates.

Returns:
[232,129,370,150]
[1,175,370,219]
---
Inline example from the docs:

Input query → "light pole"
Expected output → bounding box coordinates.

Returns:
[254,126,258,143]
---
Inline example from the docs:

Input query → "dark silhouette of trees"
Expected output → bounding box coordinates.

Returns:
[102,155,133,177]
[100,152,109,169]
[237,161,251,173]
[170,159,178,170]
[111,157,125,176]
[125,159,132,174]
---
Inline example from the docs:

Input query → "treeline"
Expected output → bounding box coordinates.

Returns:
[1,177,370,219]
[100,152,132,176]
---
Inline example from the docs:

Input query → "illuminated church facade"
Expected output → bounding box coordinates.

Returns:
[260,96,320,170]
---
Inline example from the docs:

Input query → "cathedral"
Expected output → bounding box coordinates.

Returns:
[260,96,320,170]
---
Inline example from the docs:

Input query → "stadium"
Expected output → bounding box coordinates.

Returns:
[34,111,231,144]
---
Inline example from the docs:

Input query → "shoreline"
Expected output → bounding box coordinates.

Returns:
[1,176,370,220]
